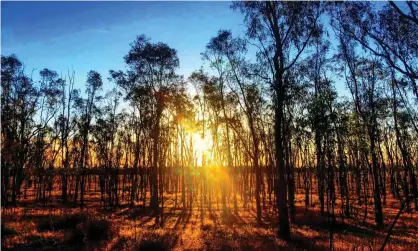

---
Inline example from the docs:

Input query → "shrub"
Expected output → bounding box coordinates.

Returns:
[87,219,113,241]
[55,213,89,230]
[136,240,167,251]
[23,235,56,249]
[111,236,133,250]
[37,213,89,232]
[1,224,19,238]
[201,224,211,231]
[37,217,57,232]
[66,226,85,247]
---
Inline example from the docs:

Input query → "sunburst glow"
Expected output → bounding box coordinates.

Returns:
[192,131,213,167]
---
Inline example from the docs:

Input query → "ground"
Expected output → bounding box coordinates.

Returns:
[1,188,418,250]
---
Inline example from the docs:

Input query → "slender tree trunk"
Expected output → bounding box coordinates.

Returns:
[274,76,290,240]
[151,98,162,223]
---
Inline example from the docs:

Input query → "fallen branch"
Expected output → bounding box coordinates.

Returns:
[380,197,415,251]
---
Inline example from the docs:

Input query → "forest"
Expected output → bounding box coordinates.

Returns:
[1,1,418,251]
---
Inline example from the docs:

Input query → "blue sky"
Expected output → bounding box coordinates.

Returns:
[2,1,360,98]
[2,1,245,92]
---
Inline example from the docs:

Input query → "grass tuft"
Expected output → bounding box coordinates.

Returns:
[136,233,177,251]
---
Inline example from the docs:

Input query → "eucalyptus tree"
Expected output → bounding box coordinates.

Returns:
[281,67,310,222]
[189,70,211,168]
[111,35,181,223]
[232,1,323,240]
[205,29,266,222]
[257,99,275,208]
[389,68,418,210]
[59,71,77,203]
[330,1,418,102]
[190,69,225,204]
[292,112,312,209]
[33,68,63,202]
[110,70,154,206]
[332,99,351,219]
[74,70,103,206]
[339,34,385,226]
[331,3,418,210]
[1,55,40,205]
[91,88,123,207]
[189,70,212,211]
[202,34,235,213]
[190,69,234,213]
[301,37,335,216]
[157,79,192,219]
[171,76,195,209]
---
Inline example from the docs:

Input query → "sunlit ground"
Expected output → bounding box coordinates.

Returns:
[2,184,417,251]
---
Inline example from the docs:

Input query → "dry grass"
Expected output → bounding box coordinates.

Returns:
[1,188,417,251]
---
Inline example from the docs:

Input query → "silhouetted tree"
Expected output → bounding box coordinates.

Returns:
[232,1,323,240]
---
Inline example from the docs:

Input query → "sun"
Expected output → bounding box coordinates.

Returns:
[192,132,213,167]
